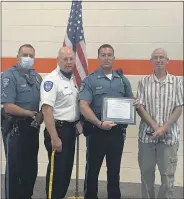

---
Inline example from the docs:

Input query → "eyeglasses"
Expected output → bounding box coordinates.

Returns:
[62,57,74,63]
[152,56,165,60]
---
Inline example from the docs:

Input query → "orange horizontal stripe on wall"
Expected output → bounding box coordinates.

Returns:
[1,57,183,76]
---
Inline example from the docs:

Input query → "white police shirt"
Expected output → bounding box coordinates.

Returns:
[40,66,79,122]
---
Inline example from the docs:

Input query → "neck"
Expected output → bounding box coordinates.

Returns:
[60,70,72,79]
[154,69,167,80]
[101,67,113,75]
[16,65,30,74]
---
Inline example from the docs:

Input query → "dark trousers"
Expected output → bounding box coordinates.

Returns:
[84,126,125,199]
[2,119,39,199]
[44,123,76,199]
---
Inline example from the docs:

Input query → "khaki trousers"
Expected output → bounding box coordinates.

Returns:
[138,141,179,199]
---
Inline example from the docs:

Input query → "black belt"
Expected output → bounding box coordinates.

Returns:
[84,121,126,129]
[55,119,79,128]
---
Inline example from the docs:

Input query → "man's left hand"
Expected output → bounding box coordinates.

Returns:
[75,122,83,136]
[133,98,140,108]
[151,126,167,139]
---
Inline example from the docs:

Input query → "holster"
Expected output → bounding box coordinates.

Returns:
[1,108,6,125]
[1,113,17,137]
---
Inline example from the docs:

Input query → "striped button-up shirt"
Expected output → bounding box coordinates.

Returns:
[137,73,183,145]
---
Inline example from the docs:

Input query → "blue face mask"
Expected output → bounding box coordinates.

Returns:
[20,57,34,69]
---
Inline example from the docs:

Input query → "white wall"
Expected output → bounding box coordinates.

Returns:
[2,1,183,59]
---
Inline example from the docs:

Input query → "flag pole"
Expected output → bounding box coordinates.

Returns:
[65,1,86,197]
[67,134,84,199]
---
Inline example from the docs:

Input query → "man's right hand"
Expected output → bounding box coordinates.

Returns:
[51,136,62,152]
[26,110,37,118]
[99,121,117,130]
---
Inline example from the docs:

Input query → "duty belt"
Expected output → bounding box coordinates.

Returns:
[55,119,79,128]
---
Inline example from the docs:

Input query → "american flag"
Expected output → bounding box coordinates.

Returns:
[63,0,88,133]
[63,0,88,87]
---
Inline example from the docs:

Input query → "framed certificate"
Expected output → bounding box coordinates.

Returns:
[102,97,136,125]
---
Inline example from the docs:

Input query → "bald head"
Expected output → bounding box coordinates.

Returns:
[58,46,74,57]
[151,48,168,59]
[57,46,75,73]
[150,48,169,72]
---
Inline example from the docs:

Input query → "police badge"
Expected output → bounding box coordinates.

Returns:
[44,81,53,92]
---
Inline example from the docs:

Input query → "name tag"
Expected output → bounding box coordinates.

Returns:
[96,86,103,90]
[63,87,73,95]
[21,84,27,87]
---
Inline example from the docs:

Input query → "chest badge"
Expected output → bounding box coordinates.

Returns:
[96,86,103,90]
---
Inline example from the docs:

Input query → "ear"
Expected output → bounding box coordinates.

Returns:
[57,56,59,62]
[166,57,169,64]
[16,54,20,64]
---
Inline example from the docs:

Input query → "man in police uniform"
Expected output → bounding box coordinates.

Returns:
[40,46,79,199]
[1,44,42,199]
[79,44,139,199]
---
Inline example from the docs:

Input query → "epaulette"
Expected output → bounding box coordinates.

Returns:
[35,73,42,83]
[88,71,95,76]
[11,65,17,71]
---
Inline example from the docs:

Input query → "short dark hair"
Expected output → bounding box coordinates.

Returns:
[98,44,114,56]
[18,44,35,55]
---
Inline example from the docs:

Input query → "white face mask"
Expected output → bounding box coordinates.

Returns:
[20,57,34,69]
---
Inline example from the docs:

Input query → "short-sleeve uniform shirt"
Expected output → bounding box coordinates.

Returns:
[1,66,42,112]
[40,67,79,122]
[79,68,133,120]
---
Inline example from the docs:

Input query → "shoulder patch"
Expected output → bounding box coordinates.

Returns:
[1,92,8,98]
[44,81,53,92]
[2,78,10,88]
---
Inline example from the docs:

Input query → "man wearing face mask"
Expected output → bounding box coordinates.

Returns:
[40,46,79,199]
[1,44,42,199]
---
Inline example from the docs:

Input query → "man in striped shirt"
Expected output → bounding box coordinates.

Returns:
[137,48,183,199]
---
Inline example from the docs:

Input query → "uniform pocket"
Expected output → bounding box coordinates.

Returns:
[58,87,74,106]
[17,86,32,103]
[93,89,107,107]
[63,88,73,95]
[118,86,125,96]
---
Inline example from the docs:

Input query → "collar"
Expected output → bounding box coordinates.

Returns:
[16,65,36,76]
[96,68,120,79]
[30,69,36,76]
[56,65,74,80]
[150,72,173,84]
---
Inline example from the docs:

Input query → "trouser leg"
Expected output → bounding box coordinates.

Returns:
[138,141,157,199]
[84,132,106,199]
[156,142,179,199]
[18,121,39,199]
[45,125,76,199]
[106,130,124,199]
[5,133,21,199]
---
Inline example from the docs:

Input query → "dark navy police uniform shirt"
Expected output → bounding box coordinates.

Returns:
[1,66,42,112]
[79,68,133,120]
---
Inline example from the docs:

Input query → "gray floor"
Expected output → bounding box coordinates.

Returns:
[1,175,183,199]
